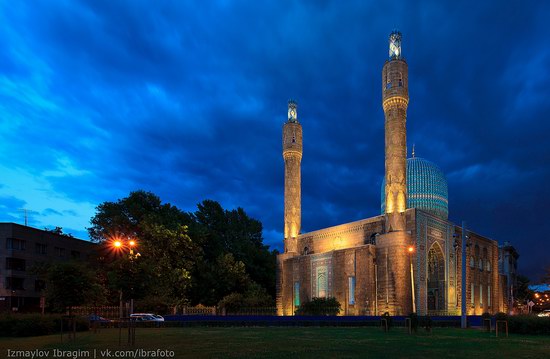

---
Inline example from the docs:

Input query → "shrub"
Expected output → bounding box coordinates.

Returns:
[495,312,508,321]
[0,314,88,337]
[295,297,341,316]
[507,315,550,335]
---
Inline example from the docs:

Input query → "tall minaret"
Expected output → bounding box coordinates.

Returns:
[283,100,302,253]
[382,31,409,232]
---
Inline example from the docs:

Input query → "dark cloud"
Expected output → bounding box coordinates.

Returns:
[0,0,548,280]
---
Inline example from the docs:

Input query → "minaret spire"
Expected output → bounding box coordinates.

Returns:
[382,30,409,232]
[282,100,302,253]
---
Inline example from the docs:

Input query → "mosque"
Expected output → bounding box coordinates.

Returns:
[276,31,517,316]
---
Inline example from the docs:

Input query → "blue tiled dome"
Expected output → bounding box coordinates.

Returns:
[381,157,448,219]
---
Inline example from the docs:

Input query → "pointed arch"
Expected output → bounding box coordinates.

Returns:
[427,242,446,312]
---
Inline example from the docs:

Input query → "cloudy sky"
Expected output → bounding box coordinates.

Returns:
[0,0,548,279]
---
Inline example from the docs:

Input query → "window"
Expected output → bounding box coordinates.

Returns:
[54,247,65,257]
[6,277,24,290]
[35,243,47,255]
[478,258,483,271]
[35,280,46,292]
[488,285,491,307]
[6,238,26,251]
[480,284,483,306]
[348,277,356,305]
[470,283,475,306]
[486,260,491,272]
[6,258,26,271]
[469,256,475,268]
[71,250,80,259]
[294,282,300,307]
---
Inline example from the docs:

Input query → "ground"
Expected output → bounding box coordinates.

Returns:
[1,327,549,358]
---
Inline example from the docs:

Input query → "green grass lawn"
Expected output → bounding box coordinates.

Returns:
[1,327,549,358]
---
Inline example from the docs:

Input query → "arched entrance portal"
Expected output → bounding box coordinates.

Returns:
[427,244,445,312]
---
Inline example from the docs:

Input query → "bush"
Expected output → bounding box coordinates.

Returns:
[295,297,341,316]
[219,282,274,314]
[495,312,508,321]
[507,315,550,335]
[0,314,88,337]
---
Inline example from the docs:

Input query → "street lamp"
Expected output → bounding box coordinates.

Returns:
[408,245,416,313]
[110,237,140,317]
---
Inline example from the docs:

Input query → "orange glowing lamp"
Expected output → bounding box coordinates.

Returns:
[408,246,414,253]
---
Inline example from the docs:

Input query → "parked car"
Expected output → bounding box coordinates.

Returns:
[87,314,112,323]
[130,313,164,322]
[537,310,550,317]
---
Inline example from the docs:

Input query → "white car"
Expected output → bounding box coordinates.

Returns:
[537,310,550,317]
[130,313,165,322]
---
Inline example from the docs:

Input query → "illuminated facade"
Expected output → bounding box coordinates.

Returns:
[276,31,517,316]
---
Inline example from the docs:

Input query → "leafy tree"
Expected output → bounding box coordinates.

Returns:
[191,200,277,299]
[44,262,105,314]
[89,190,198,307]
[515,275,534,302]
[218,282,274,313]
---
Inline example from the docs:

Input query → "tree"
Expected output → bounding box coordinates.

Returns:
[44,262,105,314]
[515,275,534,302]
[89,190,198,307]
[191,200,277,298]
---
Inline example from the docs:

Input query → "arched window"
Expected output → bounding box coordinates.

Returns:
[469,256,475,268]
[303,247,309,256]
[478,258,483,271]
[486,260,491,272]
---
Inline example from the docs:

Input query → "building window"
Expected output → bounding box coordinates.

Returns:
[470,283,475,306]
[6,277,24,290]
[488,285,491,307]
[71,250,81,259]
[35,280,46,292]
[480,284,483,306]
[54,247,65,257]
[6,238,26,251]
[294,282,300,307]
[6,258,26,271]
[35,243,47,255]
[478,258,483,271]
[486,260,491,272]
[469,256,475,268]
[348,277,356,305]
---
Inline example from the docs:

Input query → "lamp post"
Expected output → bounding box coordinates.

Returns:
[408,246,416,313]
[112,238,140,317]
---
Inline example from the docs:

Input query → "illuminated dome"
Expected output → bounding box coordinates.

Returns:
[381,157,448,219]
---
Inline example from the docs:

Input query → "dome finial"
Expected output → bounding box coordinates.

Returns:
[412,144,415,158]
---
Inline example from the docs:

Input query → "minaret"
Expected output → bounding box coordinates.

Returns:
[382,31,409,232]
[282,100,302,254]
[375,31,413,316]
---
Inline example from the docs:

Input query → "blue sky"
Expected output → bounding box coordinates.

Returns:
[0,0,548,279]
